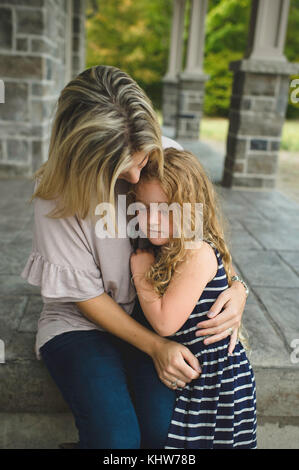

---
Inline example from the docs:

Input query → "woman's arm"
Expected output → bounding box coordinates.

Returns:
[76,293,202,389]
[130,242,218,337]
[76,293,163,356]
[195,262,247,354]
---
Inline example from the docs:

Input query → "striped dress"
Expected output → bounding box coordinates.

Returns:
[164,240,257,449]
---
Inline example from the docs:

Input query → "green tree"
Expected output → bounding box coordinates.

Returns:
[203,0,251,116]
[85,0,172,109]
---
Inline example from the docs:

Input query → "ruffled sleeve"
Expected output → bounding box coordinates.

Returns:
[20,181,105,303]
[21,251,104,302]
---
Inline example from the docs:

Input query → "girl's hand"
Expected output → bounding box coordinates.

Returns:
[151,337,202,390]
[195,282,247,354]
[130,248,155,277]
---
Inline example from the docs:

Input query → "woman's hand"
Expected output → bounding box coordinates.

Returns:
[150,337,202,390]
[130,248,155,278]
[195,282,247,354]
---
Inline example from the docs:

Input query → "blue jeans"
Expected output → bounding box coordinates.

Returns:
[39,298,176,449]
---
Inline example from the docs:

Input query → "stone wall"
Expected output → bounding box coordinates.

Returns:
[162,78,178,129]
[0,0,86,177]
[175,75,208,140]
[72,0,86,78]
[162,75,209,140]
[222,59,299,189]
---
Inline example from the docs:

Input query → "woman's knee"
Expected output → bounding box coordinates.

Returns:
[40,330,141,449]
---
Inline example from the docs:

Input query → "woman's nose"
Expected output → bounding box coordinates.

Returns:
[125,169,141,184]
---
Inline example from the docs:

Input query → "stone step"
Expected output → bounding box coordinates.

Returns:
[0,412,299,449]
[1,325,299,417]
[1,362,298,416]
[1,283,299,415]
[0,412,77,449]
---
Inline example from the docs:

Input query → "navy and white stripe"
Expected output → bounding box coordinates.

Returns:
[164,240,257,449]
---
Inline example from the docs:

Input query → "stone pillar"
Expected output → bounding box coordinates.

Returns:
[72,0,86,78]
[162,0,186,128]
[0,0,86,178]
[175,0,209,140]
[222,0,299,189]
[245,0,290,62]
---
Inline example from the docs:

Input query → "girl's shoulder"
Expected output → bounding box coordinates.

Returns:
[201,240,229,287]
[186,240,219,284]
[202,239,220,260]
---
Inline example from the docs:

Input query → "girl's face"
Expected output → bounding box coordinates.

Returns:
[118,151,149,184]
[135,179,174,246]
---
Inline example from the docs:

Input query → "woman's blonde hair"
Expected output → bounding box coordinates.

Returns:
[30,65,163,221]
[129,147,250,352]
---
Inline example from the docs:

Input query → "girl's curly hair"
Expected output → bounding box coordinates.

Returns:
[128,147,250,353]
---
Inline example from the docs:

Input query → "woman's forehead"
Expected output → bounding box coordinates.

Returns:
[135,179,167,203]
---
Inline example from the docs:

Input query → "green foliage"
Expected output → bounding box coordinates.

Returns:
[85,0,172,109]
[203,0,250,116]
[285,0,299,62]
[205,0,250,54]
[204,51,241,117]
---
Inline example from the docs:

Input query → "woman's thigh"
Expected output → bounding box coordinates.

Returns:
[40,329,141,449]
[126,300,177,449]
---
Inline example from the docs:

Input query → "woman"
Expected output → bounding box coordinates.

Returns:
[20,65,248,449]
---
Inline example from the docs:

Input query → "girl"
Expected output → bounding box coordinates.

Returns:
[130,147,257,449]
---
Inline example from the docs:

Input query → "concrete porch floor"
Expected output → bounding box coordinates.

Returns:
[0,133,299,449]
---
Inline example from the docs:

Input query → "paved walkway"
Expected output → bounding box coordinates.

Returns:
[0,131,299,448]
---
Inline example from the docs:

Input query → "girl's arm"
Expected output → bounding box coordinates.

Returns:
[131,242,218,337]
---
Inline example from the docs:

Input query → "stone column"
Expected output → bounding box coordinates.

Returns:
[0,0,86,177]
[162,0,186,128]
[176,0,209,140]
[222,0,299,189]
[72,0,86,78]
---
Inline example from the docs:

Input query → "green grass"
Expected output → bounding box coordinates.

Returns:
[200,118,229,142]
[281,120,299,151]
[156,110,299,152]
[200,118,299,151]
